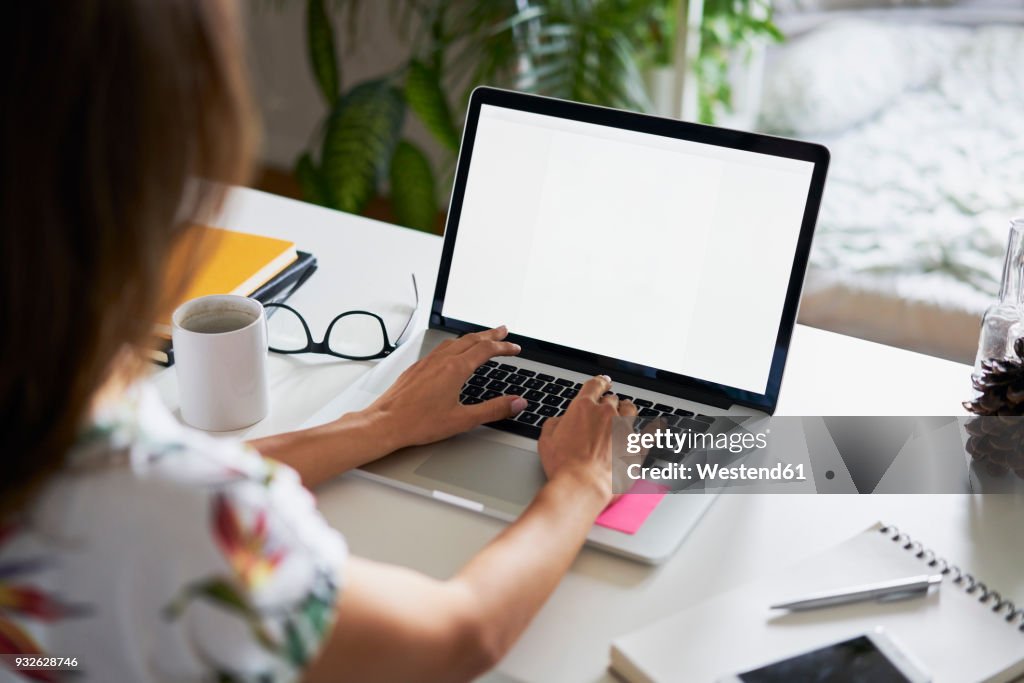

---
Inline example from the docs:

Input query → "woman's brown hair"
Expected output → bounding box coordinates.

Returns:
[0,1,256,515]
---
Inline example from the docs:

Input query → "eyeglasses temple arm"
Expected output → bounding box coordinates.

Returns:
[393,273,419,346]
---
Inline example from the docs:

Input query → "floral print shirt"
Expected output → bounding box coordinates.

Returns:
[0,384,346,682]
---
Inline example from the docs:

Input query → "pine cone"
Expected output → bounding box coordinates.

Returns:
[964,337,1024,478]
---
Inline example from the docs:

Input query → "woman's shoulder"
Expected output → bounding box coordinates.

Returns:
[65,381,347,565]
[72,381,274,485]
[67,383,281,502]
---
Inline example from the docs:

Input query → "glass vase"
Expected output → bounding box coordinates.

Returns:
[975,217,1024,373]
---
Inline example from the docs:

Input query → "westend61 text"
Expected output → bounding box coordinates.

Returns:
[626,462,808,482]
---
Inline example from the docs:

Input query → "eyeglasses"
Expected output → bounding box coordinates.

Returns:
[266,274,418,360]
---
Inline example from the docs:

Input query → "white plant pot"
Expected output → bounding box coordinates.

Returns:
[645,65,682,118]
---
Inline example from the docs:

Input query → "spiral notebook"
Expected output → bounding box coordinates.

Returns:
[611,523,1024,683]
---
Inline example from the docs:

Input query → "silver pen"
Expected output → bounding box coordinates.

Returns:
[771,574,943,611]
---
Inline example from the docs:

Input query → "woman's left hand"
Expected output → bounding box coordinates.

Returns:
[365,326,527,451]
[250,326,525,487]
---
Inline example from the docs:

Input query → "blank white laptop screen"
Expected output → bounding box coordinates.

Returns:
[442,104,815,395]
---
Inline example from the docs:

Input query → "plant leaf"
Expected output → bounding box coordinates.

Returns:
[306,0,340,104]
[284,620,307,667]
[491,2,662,114]
[193,578,249,613]
[404,60,460,152]
[321,80,405,214]
[294,152,330,207]
[301,592,332,636]
[389,140,437,233]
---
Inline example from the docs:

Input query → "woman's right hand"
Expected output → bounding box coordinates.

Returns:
[536,375,637,505]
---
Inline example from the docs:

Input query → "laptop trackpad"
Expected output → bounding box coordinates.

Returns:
[414,433,546,506]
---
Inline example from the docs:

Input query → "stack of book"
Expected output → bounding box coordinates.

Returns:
[151,225,317,366]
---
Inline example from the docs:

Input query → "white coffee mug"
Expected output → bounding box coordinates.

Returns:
[172,294,270,431]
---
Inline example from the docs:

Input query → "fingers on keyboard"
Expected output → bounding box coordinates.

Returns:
[459,362,713,438]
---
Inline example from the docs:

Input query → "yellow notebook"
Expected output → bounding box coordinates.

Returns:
[156,226,297,335]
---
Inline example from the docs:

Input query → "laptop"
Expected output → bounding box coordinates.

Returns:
[307,87,830,563]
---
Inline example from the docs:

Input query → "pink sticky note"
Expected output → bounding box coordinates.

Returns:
[595,481,668,535]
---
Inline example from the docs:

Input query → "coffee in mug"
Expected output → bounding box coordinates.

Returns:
[181,310,259,335]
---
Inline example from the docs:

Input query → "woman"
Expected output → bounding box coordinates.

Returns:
[0,2,636,682]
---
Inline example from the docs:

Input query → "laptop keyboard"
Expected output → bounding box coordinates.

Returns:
[459,360,715,440]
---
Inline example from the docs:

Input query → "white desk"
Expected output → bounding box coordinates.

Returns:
[154,188,1023,683]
